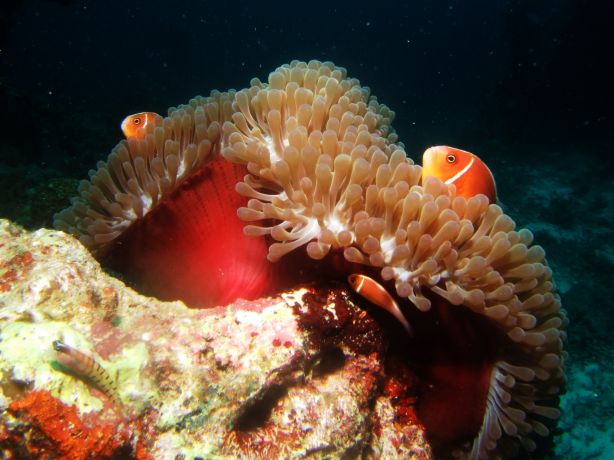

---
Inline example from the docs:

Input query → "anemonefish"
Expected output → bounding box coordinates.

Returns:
[347,274,413,336]
[422,146,497,203]
[121,112,159,139]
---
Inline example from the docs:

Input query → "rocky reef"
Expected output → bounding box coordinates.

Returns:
[0,219,430,459]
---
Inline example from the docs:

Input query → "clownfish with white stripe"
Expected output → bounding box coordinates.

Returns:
[421,146,497,203]
[121,112,159,139]
[347,274,413,336]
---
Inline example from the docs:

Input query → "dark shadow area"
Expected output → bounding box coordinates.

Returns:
[233,384,288,431]
[310,347,346,379]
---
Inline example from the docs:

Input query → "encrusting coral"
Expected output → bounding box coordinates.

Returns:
[53,60,566,459]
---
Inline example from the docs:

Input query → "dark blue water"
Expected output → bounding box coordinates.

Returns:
[1,1,613,458]
[1,0,611,173]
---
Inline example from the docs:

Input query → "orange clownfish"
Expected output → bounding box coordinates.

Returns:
[121,112,159,139]
[347,274,413,336]
[421,146,497,203]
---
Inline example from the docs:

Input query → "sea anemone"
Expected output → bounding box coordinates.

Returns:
[54,59,566,459]
[54,88,273,306]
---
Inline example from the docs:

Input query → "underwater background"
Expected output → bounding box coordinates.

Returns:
[0,0,612,458]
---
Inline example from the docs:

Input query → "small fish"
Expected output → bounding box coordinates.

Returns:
[53,339,119,403]
[347,274,413,335]
[422,146,497,203]
[120,112,159,139]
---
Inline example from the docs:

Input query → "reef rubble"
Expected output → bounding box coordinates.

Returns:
[0,218,431,459]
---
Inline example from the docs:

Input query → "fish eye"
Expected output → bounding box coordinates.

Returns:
[446,154,456,163]
[133,117,141,125]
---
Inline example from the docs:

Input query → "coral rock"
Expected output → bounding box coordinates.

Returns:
[0,219,431,459]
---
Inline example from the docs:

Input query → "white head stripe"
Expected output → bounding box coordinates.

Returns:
[355,276,365,292]
[444,156,475,185]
